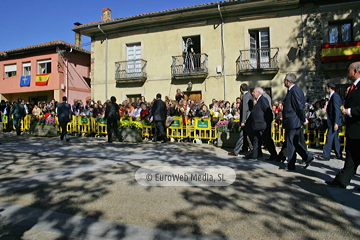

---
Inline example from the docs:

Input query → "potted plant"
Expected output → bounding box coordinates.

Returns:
[118,121,143,142]
[29,116,58,137]
[215,120,239,148]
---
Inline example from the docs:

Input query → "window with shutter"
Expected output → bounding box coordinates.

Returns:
[126,43,141,76]
[248,28,270,69]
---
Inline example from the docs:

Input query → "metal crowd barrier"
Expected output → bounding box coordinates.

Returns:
[1,114,347,149]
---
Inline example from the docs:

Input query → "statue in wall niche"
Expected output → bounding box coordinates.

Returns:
[183,38,195,73]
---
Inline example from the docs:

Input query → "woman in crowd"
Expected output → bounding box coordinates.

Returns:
[197,104,210,119]
[32,104,42,116]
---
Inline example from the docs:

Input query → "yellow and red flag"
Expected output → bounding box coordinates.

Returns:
[35,73,50,86]
[321,42,360,62]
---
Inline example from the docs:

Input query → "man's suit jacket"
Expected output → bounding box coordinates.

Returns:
[57,102,72,122]
[240,92,254,124]
[283,84,306,130]
[10,103,26,118]
[344,82,360,139]
[247,95,271,131]
[105,102,120,121]
[327,92,342,128]
[151,99,167,121]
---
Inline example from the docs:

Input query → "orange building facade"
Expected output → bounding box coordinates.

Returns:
[0,40,91,105]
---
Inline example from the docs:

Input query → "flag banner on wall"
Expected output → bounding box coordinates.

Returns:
[20,75,30,87]
[35,73,50,86]
[321,42,360,62]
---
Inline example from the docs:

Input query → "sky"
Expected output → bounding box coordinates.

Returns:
[0,0,213,51]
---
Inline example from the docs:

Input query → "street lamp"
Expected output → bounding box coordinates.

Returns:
[295,33,304,48]
[295,33,304,57]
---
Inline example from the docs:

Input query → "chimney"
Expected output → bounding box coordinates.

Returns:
[75,32,82,48]
[102,8,112,21]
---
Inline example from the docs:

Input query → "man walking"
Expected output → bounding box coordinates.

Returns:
[316,83,342,161]
[104,96,123,143]
[326,62,360,190]
[10,98,26,136]
[244,87,272,159]
[58,96,72,142]
[228,83,253,156]
[262,90,278,160]
[282,73,314,170]
[151,93,167,143]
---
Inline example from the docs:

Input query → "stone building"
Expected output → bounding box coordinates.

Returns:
[72,0,359,104]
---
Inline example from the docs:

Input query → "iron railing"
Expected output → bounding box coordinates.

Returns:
[171,53,208,77]
[115,59,147,81]
[236,47,279,73]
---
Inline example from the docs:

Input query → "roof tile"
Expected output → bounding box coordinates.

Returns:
[73,1,229,29]
[1,40,90,55]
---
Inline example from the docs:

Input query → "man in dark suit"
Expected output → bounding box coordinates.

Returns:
[244,87,272,159]
[151,93,167,143]
[228,83,253,156]
[10,98,26,136]
[104,96,122,143]
[57,96,72,142]
[262,91,278,160]
[282,73,314,171]
[317,83,342,161]
[326,62,360,189]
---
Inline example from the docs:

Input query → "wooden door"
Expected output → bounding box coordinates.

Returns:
[183,91,202,101]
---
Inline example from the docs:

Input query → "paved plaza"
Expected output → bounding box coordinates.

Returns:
[0,132,359,240]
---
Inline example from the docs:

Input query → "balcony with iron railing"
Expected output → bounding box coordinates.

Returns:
[115,59,147,83]
[236,47,279,75]
[171,53,208,80]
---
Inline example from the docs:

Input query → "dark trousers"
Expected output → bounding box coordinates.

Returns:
[263,123,278,157]
[322,127,341,159]
[286,127,313,169]
[59,121,68,139]
[107,119,122,142]
[12,117,22,135]
[279,129,307,160]
[334,138,360,186]
[249,129,264,158]
[154,121,166,141]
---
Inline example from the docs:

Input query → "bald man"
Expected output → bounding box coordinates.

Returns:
[326,61,360,190]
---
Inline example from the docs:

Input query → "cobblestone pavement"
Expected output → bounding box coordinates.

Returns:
[0,132,359,239]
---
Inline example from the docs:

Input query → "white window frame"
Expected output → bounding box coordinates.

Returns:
[37,59,51,74]
[23,62,31,76]
[126,43,141,75]
[4,64,17,78]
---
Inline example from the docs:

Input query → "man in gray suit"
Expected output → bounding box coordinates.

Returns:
[228,83,253,156]
[57,96,72,142]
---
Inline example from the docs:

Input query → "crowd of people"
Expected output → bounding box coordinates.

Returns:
[1,61,360,192]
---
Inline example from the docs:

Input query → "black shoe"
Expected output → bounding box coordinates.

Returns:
[265,155,278,161]
[325,180,346,189]
[279,166,295,171]
[304,156,314,169]
[277,155,286,163]
[316,155,330,161]
[60,136,64,141]
[161,140,168,143]
[357,187,360,192]
[243,155,256,160]
[108,141,113,143]
[66,138,70,142]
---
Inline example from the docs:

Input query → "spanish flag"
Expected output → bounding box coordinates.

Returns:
[35,73,50,86]
[321,42,360,62]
